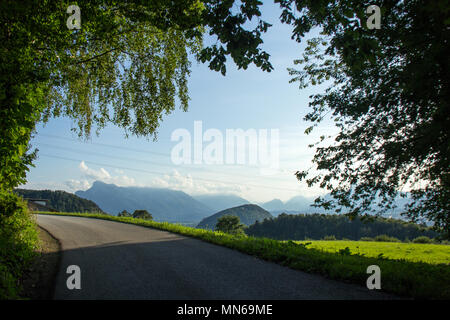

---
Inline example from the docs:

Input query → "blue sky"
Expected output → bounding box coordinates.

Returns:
[22,2,339,203]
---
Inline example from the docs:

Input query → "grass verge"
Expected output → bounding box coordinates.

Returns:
[38,211,450,299]
[19,226,61,299]
[295,240,450,265]
[0,191,39,299]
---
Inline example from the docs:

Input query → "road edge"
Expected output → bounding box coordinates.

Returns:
[19,223,62,300]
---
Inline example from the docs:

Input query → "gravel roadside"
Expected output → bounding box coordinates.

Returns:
[20,225,61,300]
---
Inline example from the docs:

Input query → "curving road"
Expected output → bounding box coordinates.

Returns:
[37,214,398,300]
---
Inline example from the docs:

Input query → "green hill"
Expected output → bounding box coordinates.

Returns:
[14,189,105,214]
[197,204,272,230]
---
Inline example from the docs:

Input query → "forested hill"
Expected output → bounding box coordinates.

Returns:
[14,189,105,213]
[245,213,437,241]
[197,204,272,230]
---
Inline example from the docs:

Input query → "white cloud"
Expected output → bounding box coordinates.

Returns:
[65,179,91,191]
[148,169,248,195]
[65,161,137,191]
[79,161,111,180]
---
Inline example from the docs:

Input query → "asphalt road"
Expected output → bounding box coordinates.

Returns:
[37,214,398,300]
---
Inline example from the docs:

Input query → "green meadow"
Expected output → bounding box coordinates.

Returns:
[296,240,450,265]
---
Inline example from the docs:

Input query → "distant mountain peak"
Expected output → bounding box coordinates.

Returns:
[260,198,285,211]
[192,193,250,212]
[75,181,213,223]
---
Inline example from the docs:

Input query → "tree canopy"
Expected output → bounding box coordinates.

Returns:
[282,0,449,236]
[1,0,448,237]
[0,0,273,192]
[118,210,132,217]
[132,209,153,220]
[246,213,437,241]
[215,215,246,235]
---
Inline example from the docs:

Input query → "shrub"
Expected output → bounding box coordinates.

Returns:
[323,235,336,240]
[118,210,131,217]
[0,263,18,299]
[0,190,39,299]
[360,237,374,241]
[132,209,153,220]
[373,234,401,242]
[338,247,352,256]
[412,236,433,244]
[216,215,245,236]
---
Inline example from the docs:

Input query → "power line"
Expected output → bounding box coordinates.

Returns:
[36,141,295,182]
[37,133,169,157]
[37,142,171,167]
[38,153,304,193]
[37,132,295,171]
[36,131,298,175]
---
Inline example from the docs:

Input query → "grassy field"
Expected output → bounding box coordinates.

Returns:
[296,240,450,265]
[36,212,450,299]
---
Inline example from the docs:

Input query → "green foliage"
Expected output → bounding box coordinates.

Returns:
[0,190,38,299]
[215,215,246,236]
[0,82,44,191]
[0,0,275,192]
[338,247,352,256]
[413,236,433,244]
[0,2,273,298]
[373,235,401,243]
[1,1,202,194]
[132,209,153,221]
[118,210,131,218]
[37,212,450,299]
[0,263,18,299]
[323,235,336,240]
[197,204,272,229]
[283,0,450,237]
[0,0,280,190]
[198,0,273,75]
[246,213,437,241]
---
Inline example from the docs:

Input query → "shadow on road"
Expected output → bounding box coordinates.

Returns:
[43,238,401,300]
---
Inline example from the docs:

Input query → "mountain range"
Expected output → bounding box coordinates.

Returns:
[74,182,330,223]
[259,194,415,219]
[259,195,332,215]
[192,194,250,212]
[21,180,413,224]
[75,181,212,223]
